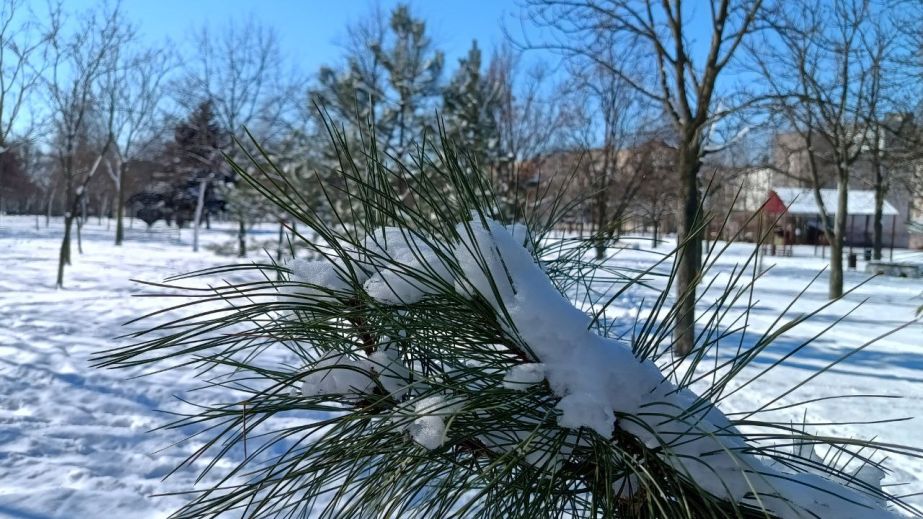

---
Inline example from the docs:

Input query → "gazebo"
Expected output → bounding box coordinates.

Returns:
[763,187,901,257]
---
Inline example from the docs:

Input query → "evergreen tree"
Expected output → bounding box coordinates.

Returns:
[372,4,444,160]
[305,3,444,209]
[442,40,501,175]
[163,100,227,228]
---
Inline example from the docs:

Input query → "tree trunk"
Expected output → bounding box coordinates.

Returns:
[56,215,74,288]
[652,219,659,248]
[115,161,126,245]
[238,219,247,258]
[76,188,88,255]
[872,161,885,260]
[829,177,848,299]
[62,147,74,265]
[276,220,285,261]
[192,179,207,252]
[673,145,703,356]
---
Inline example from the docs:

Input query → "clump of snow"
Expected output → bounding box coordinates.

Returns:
[453,219,660,436]
[284,217,900,517]
[301,352,374,397]
[361,227,452,305]
[369,348,410,399]
[502,363,546,390]
[279,257,360,307]
[407,395,461,450]
[290,258,352,291]
[447,218,897,519]
[554,393,616,436]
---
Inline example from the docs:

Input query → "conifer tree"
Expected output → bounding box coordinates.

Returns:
[443,40,501,175]
[373,4,444,162]
[164,100,227,229]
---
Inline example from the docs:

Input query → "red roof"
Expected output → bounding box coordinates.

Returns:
[764,191,787,215]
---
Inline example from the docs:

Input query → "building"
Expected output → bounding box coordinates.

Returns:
[727,126,922,249]
[764,187,902,248]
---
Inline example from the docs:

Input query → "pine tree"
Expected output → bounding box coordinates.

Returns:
[305,3,445,211]
[372,4,444,161]
[442,40,501,176]
[163,100,227,229]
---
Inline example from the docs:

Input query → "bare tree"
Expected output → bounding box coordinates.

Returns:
[0,0,46,217]
[751,0,879,298]
[631,140,679,247]
[42,1,129,287]
[859,8,920,260]
[103,45,171,245]
[523,0,765,355]
[487,44,576,221]
[565,44,645,259]
[178,18,297,256]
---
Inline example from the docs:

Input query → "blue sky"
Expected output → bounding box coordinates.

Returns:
[65,0,522,75]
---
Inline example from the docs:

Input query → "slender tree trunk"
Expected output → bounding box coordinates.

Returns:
[77,189,87,255]
[62,147,74,265]
[872,160,885,260]
[673,144,703,356]
[115,161,126,245]
[77,216,83,253]
[238,219,247,258]
[57,215,74,287]
[829,176,848,299]
[192,179,207,252]
[277,220,285,261]
[652,218,659,248]
[593,176,608,260]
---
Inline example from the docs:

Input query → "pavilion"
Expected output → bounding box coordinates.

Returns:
[763,187,903,256]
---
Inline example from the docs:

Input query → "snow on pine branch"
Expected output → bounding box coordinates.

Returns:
[283,217,896,519]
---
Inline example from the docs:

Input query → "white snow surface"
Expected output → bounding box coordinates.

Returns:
[502,363,546,390]
[0,218,316,518]
[1,215,921,517]
[405,395,462,450]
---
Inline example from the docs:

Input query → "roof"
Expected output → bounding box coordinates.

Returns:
[770,187,899,216]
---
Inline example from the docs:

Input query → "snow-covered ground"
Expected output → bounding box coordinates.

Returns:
[0,217,262,519]
[604,235,923,511]
[0,215,921,517]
